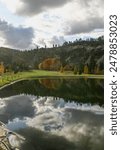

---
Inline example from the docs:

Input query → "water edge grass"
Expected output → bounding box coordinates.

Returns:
[0,70,104,88]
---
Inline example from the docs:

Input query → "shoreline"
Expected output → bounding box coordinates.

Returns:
[0,74,104,90]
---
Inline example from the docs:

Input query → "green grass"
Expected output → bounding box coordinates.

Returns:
[0,70,104,88]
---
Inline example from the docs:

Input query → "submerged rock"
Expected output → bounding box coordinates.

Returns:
[0,121,25,150]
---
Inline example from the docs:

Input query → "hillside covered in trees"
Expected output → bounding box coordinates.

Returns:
[0,36,104,74]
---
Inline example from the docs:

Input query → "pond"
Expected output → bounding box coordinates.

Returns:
[0,77,104,150]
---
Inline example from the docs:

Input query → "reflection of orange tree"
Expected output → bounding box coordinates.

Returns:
[39,79,62,90]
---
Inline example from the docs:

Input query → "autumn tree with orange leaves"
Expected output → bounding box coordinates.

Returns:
[39,58,61,71]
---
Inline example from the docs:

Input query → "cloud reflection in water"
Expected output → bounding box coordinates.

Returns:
[0,95,104,150]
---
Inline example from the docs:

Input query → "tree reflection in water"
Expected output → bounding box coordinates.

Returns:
[0,78,104,105]
[0,78,104,150]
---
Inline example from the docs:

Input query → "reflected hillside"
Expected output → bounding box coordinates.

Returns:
[0,78,104,105]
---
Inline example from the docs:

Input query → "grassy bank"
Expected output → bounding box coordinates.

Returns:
[0,70,104,88]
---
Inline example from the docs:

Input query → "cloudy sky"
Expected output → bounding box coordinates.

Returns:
[0,0,104,50]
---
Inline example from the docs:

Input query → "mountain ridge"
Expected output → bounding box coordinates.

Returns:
[0,37,104,74]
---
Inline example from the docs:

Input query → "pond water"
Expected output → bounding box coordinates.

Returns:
[0,77,104,150]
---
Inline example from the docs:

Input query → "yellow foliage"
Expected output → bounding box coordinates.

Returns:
[84,65,88,74]
[0,62,5,75]
[60,66,64,73]
[38,63,42,70]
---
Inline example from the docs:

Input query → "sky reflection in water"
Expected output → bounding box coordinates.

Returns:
[0,78,104,150]
[0,95,103,150]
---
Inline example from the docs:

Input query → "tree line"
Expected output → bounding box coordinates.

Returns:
[0,36,104,74]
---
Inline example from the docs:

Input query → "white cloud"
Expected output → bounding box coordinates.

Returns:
[0,19,34,49]
[0,0,21,13]
[65,16,104,35]
[49,36,65,45]
[15,0,72,16]
[24,0,103,35]
[0,0,104,49]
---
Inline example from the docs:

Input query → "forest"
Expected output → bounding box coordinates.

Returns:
[0,36,104,75]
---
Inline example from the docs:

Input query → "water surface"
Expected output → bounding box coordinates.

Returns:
[0,78,104,150]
